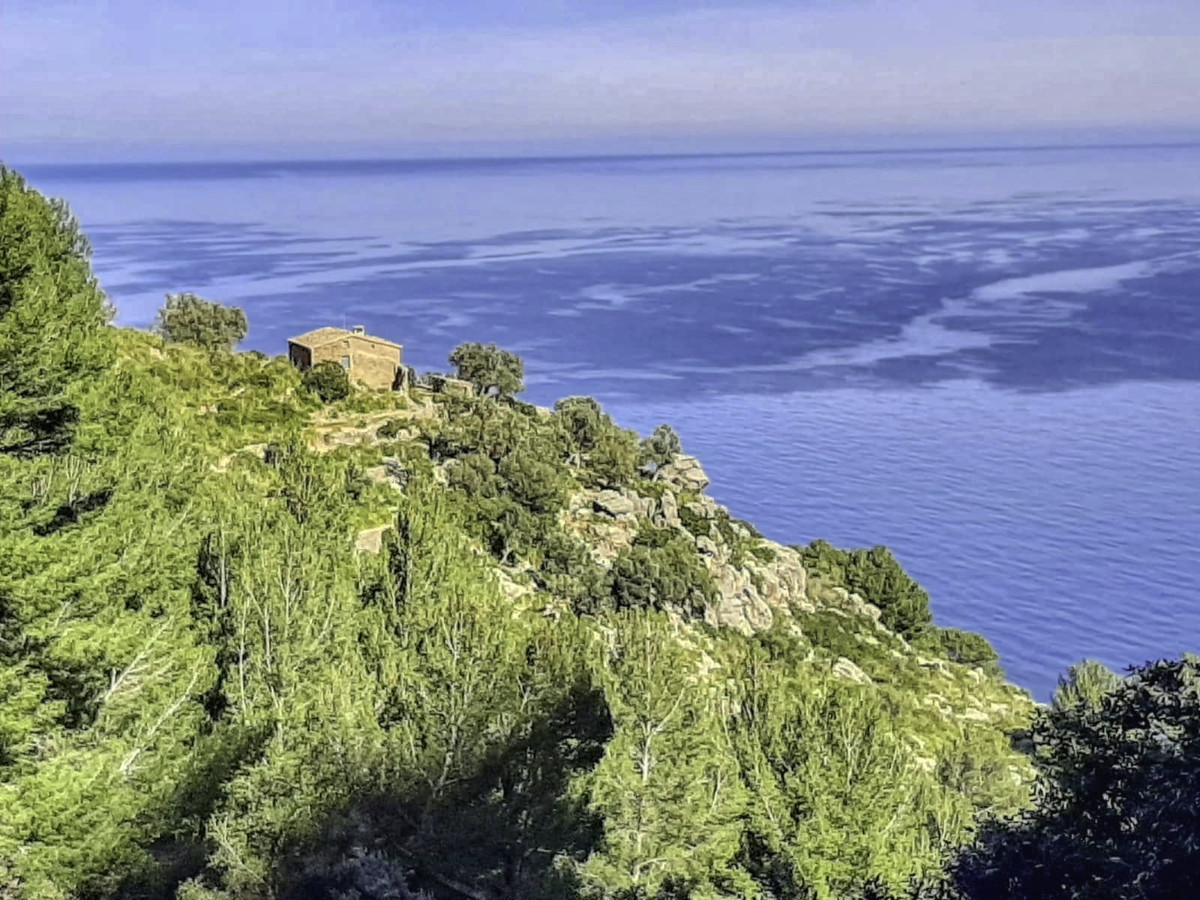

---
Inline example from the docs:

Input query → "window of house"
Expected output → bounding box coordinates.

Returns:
[340,356,351,370]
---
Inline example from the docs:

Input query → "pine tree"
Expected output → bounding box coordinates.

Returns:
[580,613,754,898]
[0,166,113,457]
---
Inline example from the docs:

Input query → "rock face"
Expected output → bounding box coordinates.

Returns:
[655,491,682,530]
[657,454,710,493]
[744,544,811,614]
[707,565,774,634]
[566,480,813,636]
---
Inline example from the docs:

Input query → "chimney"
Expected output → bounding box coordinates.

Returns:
[352,325,366,335]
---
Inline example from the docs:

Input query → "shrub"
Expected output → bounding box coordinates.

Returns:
[639,423,682,477]
[377,418,406,440]
[302,360,351,403]
[678,502,711,538]
[914,627,1001,673]
[553,396,640,488]
[798,540,933,638]
[587,537,715,618]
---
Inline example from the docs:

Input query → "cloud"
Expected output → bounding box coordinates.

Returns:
[3,0,1199,158]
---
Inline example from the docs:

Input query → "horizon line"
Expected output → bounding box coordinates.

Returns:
[14,138,1200,173]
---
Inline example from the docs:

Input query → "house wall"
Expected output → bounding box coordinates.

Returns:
[287,343,313,370]
[309,335,403,390]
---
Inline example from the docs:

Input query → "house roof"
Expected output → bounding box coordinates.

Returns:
[288,326,402,350]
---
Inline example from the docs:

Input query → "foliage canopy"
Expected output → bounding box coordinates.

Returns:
[302,358,352,403]
[449,341,525,398]
[153,292,248,351]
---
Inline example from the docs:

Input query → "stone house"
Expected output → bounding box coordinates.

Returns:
[287,325,405,390]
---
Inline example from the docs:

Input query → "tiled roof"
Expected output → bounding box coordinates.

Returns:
[288,327,402,350]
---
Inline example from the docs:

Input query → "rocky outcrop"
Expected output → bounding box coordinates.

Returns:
[591,489,653,520]
[654,490,682,530]
[566,481,814,635]
[707,565,774,634]
[656,454,710,493]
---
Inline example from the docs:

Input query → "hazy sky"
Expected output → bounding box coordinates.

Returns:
[3,0,1200,161]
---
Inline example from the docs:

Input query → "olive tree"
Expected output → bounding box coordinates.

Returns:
[448,342,524,399]
[153,292,248,351]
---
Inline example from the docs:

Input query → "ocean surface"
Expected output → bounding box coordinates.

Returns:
[22,144,1200,700]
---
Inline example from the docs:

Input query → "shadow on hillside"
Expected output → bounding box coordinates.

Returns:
[274,680,613,900]
[0,402,80,458]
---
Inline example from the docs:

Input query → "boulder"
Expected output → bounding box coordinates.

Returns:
[707,566,774,635]
[355,524,391,554]
[587,521,635,567]
[592,489,641,519]
[655,490,682,530]
[746,543,807,610]
[657,454,711,493]
[832,657,872,685]
[495,571,534,602]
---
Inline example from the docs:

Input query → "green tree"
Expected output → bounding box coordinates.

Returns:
[0,166,114,457]
[554,396,639,487]
[955,656,1200,899]
[639,424,682,478]
[732,635,964,899]
[913,628,1001,674]
[1050,658,1122,712]
[449,342,525,398]
[580,613,754,898]
[153,293,248,351]
[302,359,351,403]
[799,541,933,638]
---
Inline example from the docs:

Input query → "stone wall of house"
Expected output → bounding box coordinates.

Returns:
[287,343,313,370]
[309,335,403,390]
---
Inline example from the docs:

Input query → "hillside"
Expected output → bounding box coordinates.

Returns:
[1,320,1037,899]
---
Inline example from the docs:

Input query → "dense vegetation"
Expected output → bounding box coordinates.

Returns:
[2,166,1196,898]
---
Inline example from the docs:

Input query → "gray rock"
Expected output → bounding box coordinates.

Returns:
[355,525,391,554]
[832,657,872,685]
[655,490,682,530]
[496,572,534,602]
[657,454,711,493]
[592,489,640,519]
[695,536,722,558]
[707,566,774,635]
[746,544,807,611]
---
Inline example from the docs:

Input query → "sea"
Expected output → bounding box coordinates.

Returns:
[21,143,1200,700]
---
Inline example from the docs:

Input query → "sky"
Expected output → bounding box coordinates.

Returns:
[3,0,1200,162]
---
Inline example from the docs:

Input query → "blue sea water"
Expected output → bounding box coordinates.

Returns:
[22,144,1200,699]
